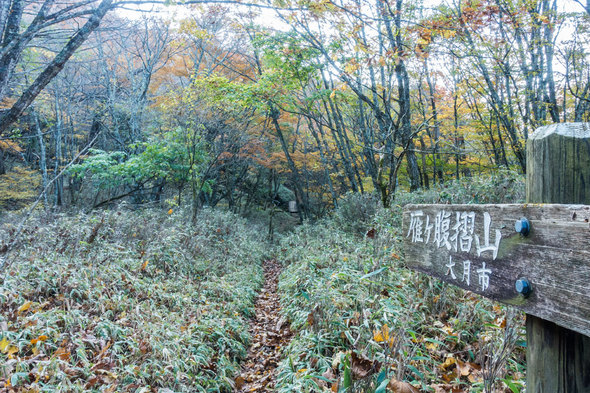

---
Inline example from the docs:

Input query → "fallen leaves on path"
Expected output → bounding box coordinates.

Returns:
[236,259,293,392]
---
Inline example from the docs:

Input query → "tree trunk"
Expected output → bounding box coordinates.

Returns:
[459,18,526,172]
[394,0,421,191]
[308,118,338,208]
[270,105,308,220]
[321,72,358,192]
[53,95,63,207]
[0,0,24,100]
[0,0,12,45]
[419,137,429,189]
[0,147,5,175]
[34,110,48,208]
[425,58,443,184]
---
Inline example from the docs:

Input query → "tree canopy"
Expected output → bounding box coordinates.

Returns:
[0,0,588,214]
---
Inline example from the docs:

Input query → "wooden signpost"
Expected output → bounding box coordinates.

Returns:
[403,123,590,392]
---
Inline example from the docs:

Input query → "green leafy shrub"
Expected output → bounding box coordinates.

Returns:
[69,126,211,211]
[333,192,381,235]
[395,170,525,206]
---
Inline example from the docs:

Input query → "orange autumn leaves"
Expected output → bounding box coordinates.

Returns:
[30,335,48,345]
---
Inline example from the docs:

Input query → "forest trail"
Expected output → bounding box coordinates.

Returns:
[235,259,293,392]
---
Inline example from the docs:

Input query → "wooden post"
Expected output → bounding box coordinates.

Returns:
[403,123,590,391]
[526,123,590,392]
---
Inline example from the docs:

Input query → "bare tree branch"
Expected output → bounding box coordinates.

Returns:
[0,0,115,136]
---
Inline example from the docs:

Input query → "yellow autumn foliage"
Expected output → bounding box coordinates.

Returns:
[373,323,395,348]
[0,166,41,210]
[0,139,22,152]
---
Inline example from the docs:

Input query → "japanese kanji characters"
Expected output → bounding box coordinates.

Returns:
[434,210,452,250]
[406,209,500,293]
[451,211,476,252]
[446,256,456,279]
[462,260,471,286]
[407,210,424,243]
[476,262,492,291]
[407,210,433,244]
[475,212,502,260]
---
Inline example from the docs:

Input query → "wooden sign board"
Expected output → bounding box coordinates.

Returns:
[403,203,590,338]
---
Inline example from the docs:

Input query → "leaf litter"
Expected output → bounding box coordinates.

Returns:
[236,259,293,392]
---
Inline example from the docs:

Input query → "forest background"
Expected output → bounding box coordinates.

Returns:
[0,0,589,392]
[1,0,589,216]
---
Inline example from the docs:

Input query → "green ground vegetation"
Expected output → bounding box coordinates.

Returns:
[0,208,266,392]
[274,171,527,393]
[0,171,528,392]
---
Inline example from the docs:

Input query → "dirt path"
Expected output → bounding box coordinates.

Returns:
[235,259,292,392]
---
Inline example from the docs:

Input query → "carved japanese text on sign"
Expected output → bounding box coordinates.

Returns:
[406,209,500,292]
[402,204,590,338]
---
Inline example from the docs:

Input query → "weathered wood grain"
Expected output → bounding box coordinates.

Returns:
[526,317,590,392]
[526,123,590,393]
[402,203,590,338]
[526,123,590,205]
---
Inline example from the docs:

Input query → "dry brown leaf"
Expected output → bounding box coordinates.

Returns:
[431,384,453,393]
[374,324,390,343]
[96,341,112,359]
[307,312,314,326]
[467,366,483,383]
[84,376,100,389]
[456,359,471,376]
[30,334,48,345]
[351,351,378,380]
[53,347,71,361]
[235,376,245,390]
[104,384,117,393]
[388,379,420,393]
[233,260,293,392]
[331,380,339,393]
[17,300,32,315]
[442,367,459,383]
[468,362,482,371]
[322,368,336,381]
